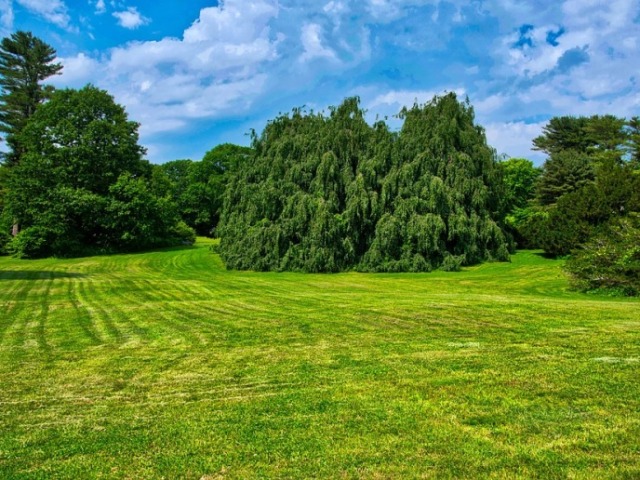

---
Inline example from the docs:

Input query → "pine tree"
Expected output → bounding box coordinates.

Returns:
[536,150,594,206]
[0,31,62,167]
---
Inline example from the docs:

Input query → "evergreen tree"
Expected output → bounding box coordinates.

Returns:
[566,214,640,296]
[535,160,640,256]
[626,117,640,169]
[532,116,592,156]
[536,150,594,205]
[0,31,62,167]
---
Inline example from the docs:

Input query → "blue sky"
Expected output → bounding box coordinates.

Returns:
[2,0,639,164]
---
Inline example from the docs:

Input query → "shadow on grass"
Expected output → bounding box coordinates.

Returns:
[533,251,568,260]
[4,242,200,262]
[0,271,87,281]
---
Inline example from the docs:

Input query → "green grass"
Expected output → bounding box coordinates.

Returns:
[0,239,639,479]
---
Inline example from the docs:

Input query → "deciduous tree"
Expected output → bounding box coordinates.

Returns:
[5,85,193,258]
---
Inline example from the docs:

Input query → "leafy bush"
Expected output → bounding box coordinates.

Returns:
[506,206,547,249]
[8,226,54,258]
[170,221,196,246]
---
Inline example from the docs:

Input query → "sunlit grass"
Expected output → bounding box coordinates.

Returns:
[0,239,638,478]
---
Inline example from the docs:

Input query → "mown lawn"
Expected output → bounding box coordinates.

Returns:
[0,239,638,479]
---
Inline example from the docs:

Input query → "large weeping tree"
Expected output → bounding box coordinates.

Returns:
[218,93,510,272]
[0,31,63,167]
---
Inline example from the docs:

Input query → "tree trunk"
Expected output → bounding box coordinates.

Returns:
[12,222,18,236]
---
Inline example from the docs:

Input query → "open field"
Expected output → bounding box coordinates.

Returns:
[0,239,639,479]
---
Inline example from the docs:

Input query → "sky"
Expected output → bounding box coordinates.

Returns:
[1,0,639,164]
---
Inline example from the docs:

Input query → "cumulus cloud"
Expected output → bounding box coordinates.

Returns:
[481,0,639,153]
[54,0,280,143]
[495,0,640,83]
[366,0,400,20]
[44,0,640,161]
[112,6,149,29]
[16,0,71,29]
[323,0,348,27]
[484,121,546,162]
[300,23,337,61]
[54,53,102,87]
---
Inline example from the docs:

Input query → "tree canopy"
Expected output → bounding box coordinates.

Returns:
[519,114,640,295]
[218,94,510,272]
[3,85,194,258]
[155,144,252,236]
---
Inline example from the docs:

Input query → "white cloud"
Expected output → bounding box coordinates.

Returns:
[53,53,102,87]
[184,1,277,43]
[54,0,280,144]
[483,0,640,160]
[40,0,640,162]
[324,1,348,17]
[112,6,149,29]
[484,121,545,161]
[0,0,13,34]
[498,24,568,76]
[494,0,640,81]
[94,0,106,14]
[369,88,466,110]
[16,0,71,29]
[300,23,337,61]
[473,93,508,115]
[366,0,402,21]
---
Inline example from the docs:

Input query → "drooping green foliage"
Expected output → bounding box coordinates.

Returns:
[3,85,194,258]
[218,94,509,272]
[0,31,62,167]
[155,144,252,236]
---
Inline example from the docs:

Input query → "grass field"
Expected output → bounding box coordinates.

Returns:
[0,239,639,479]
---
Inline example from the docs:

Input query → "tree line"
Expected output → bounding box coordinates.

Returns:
[0,32,243,257]
[510,115,640,295]
[0,31,638,295]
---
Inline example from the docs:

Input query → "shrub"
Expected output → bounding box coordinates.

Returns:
[8,226,55,258]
